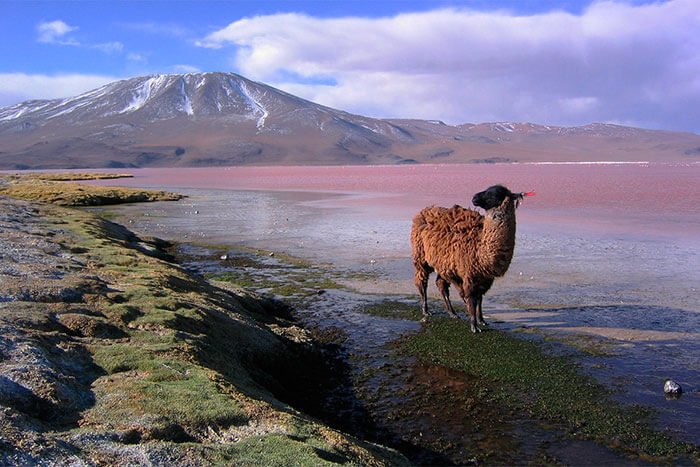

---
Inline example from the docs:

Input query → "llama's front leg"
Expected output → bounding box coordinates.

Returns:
[414,267,431,322]
[464,293,481,333]
[436,275,459,318]
[477,295,488,326]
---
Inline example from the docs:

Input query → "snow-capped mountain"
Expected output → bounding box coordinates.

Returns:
[0,72,421,168]
[1,72,698,169]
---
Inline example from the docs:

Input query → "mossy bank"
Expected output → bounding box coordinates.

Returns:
[0,172,182,206]
[0,193,405,465]
[399,318,700,464]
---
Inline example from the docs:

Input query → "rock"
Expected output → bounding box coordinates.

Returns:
[664,379,682,398]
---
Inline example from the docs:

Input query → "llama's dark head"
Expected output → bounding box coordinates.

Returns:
[472,185,532,210]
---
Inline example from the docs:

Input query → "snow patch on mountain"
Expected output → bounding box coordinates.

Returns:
[122,75,170,114]
[179,78,194,116]
[237,80,269,131]
[0,104,29,121]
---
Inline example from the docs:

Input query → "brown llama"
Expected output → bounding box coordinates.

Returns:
[410,185,533,333]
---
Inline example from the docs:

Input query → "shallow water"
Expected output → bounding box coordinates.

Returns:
[172,243,645,464]
[88,163,700,447]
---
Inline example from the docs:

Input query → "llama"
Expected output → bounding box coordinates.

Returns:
[410,185,533,333]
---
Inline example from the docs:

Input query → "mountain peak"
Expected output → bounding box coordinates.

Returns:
[0,72,278,124]
[1,72,699,169]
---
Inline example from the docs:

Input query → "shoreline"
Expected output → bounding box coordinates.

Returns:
[1,174,697,466]
[0,194,407,465]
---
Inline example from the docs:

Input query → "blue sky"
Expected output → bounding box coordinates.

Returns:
[2,0,699,132]
[2,1,596,76]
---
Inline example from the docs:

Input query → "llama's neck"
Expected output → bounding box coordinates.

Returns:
[478,199,517,277]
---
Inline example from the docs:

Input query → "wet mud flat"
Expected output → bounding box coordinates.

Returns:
[171,243,692,465]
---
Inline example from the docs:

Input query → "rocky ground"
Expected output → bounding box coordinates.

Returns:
[0,195,405,465]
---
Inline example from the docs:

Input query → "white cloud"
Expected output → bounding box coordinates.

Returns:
[36,19,124,55]
[200,0,700,131]
[37,20,79,45]
[127,52,147,63]
[559,97,600,114]
[171,64,202,73]
[0,73,119,107]
[91,41,124,54]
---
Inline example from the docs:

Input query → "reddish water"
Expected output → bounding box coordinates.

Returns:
[87,162,700,239]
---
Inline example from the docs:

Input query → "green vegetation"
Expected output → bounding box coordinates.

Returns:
[0,172,182,206]
[215,433,353,466]
[400,318,699,462]
[360,300,423,321]
[515,327,621,357]
[4,199,402,464]
[6,172,134,181]
[209,251,344,301]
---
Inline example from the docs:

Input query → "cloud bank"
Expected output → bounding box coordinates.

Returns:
[0,73,118,107]
[201,0,700,132]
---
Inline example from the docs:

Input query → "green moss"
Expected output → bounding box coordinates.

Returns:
[360,300,422,321]
[400,318,698,461]
[207,271,265,289]
[516,328,620,357]
[0,173,182,206]
[1,172,134,182]
[136,368,248,427]
[213,434,348,466]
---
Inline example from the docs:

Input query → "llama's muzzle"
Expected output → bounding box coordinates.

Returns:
[513,191,535,207]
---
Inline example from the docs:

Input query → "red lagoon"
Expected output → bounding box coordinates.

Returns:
[89,162,700,240]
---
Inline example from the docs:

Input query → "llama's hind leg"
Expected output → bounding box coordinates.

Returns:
[436,275,459,318]
[414,266,431,321]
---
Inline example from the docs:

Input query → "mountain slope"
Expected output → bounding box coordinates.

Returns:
[1,72,699,169]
